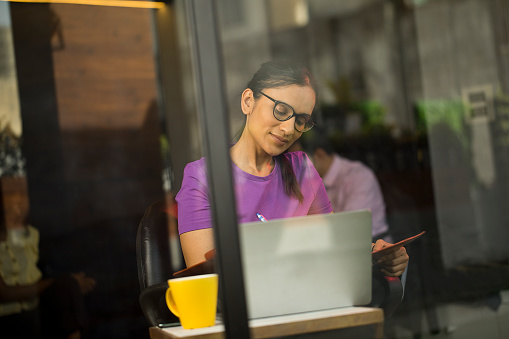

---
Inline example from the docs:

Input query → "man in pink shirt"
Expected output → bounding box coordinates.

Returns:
[294,135,391,242]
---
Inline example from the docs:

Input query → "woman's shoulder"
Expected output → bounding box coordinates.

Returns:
[183,157,207,174]
[186,156,207,166]
[4,225,39,245]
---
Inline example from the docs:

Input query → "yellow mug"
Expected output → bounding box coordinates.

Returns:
[165,273,218,329]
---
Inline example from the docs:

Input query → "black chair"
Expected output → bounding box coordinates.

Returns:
[136,200,180,327]
[136,200,404,326]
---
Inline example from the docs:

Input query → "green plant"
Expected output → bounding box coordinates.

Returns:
[415,100,468,148]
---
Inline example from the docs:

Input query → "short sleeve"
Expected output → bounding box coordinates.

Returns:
[175,159,213,234]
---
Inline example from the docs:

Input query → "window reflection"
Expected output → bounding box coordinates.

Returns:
[1,0,508,338]
[216,0,509,337]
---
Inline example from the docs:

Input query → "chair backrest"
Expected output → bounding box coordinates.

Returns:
[136,200,173,290]
[136,200,180,326]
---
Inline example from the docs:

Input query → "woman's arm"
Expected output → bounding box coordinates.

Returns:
[180,228,215,267]
[0,275,54,303]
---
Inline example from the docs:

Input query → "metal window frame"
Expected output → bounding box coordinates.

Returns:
[186,0,250,338]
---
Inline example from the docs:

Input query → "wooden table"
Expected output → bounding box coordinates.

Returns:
[149,307,384,339]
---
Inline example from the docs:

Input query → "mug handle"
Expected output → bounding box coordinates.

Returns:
[165,287,180,317]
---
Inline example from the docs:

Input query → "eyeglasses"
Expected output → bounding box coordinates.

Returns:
[259,92,315,132]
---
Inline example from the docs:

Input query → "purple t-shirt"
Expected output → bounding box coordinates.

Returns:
[176,151,332,235]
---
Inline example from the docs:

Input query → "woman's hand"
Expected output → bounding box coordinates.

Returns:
[371,239,409,277]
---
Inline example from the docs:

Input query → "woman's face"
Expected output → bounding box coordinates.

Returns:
[3,192,29,226]
[242,84,316,156]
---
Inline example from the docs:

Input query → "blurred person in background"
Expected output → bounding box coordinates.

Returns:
[292,130,392,242]
[0,179,96,339]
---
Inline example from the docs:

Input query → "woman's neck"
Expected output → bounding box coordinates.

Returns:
[230,134,274,177]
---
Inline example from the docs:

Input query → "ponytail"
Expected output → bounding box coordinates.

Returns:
[275,154,303,203]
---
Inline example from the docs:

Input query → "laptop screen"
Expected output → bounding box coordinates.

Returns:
[239,210,373,319]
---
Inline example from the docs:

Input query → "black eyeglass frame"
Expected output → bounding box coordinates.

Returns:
[259,92,315,132]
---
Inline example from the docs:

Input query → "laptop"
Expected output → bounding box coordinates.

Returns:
[238,210,372,319]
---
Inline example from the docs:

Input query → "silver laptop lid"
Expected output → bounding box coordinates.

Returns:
[239,210,372,319]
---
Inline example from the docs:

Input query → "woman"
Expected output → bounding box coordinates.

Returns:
[0,190,52,338]
[176,60,408,277]
[0,184,96,338]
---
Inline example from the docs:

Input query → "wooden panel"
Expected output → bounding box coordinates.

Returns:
[51,4,158,129]
[49,4,164,227]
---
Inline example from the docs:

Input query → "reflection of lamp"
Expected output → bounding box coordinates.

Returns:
[0,0,166,9]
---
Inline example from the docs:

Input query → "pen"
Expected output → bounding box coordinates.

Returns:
[256,213,268,223]
[158,323,178,328]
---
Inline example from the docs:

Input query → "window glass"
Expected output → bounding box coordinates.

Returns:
[214,0,509,337]
[2,0,508,338]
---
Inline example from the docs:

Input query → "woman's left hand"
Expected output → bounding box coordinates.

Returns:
[371,239,409,277]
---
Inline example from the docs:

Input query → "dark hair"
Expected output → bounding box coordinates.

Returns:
[300,127,334,155]
[246,60,318,203]
[247,60,319,100]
